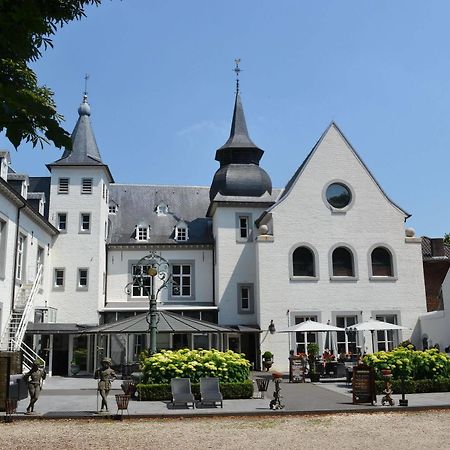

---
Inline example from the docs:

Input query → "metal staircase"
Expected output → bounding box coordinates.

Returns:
[0,265,44,371]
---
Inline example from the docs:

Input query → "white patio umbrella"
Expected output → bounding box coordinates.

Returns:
[347,318,409,353]
[278,319,346,355]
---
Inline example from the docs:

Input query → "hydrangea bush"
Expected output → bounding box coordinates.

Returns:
[364,347,450,380]
[141,348,251,384]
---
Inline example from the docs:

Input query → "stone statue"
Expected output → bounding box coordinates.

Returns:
[94,357,116,412]
[24,362,46,414]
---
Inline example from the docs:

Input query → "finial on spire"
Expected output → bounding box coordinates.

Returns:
[83,74,89,98]
[234,59,241,94]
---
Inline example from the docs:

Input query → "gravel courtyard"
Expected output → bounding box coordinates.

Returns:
[1,410,449,450]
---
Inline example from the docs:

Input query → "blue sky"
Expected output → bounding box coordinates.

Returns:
[2,1,450,236]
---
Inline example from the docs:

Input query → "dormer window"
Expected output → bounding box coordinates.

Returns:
[136,225,149,241]
[156,203,169,216]
[109,205,117,214]
[21,181,28,198]
[175,221,188,242]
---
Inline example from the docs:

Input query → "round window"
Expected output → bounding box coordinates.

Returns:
[326,183,352,209]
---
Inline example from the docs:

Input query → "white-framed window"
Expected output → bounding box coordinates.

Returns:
[175,222,188,241]
[21,181,28,198]
[109,205,117,214]
[295,315,318,354]
[156,203,168,216]
[80,213,91,232]
[54,268,65,288]
[237,283,254,314]
[336,315,358,354]
[16,234,25,280]
[131,265,153,297]
[81,178,93,194]
[78,268,88,289]
[102,182,105,199]
[239,216,249,239]
[376,314,399,351]
[58,178,69,194]
[136,226,149,241]
[37,246,44,284]
[57,212,67,231]
[171,264,192,297]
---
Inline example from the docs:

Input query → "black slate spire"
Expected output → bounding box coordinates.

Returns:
[210,82,272,200]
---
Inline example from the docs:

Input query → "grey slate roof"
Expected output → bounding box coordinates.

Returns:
[29,177,51,219]
[83,311,233,334]
[47,96,114,182]
[108,184,213,245]
[210,92,272,200]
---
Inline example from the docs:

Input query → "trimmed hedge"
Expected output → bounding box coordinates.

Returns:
[137,380,254,401]
[375,377,450,395]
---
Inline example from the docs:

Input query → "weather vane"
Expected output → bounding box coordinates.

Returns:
[84,74,90,97]
[234,59,241,94]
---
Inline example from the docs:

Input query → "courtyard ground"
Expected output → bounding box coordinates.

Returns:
[1,411,449,450]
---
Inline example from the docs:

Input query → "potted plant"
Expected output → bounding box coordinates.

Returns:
[262,351,274,371]
[307,343,320,382]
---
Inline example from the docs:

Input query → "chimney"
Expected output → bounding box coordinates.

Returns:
[431,238,445,257]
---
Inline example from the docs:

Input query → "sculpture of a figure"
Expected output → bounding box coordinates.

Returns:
[24,362,47,414]
[94,357,116,412]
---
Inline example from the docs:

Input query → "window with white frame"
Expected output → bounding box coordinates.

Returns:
[80,213,91,232]
[36,246,44,281]
[58,178,69,194]
[239,216,249,239]
[156,203,168,215]
[238,284,253,313]
[171,264,192,297]
[336,315,358,354]
[81,178,93,194]
[0,219,7,278]
[109,205,117,214]
[175,222,188,241]
[16,234,25,280]
[54,268,64,288]
[295,315,318,354]
[136,226,149,241]
[376,314,399,351]
[131,265,153,297]
[57,212,67,231]
[78,268,88,288]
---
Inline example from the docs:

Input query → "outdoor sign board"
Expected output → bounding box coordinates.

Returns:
[289,356,306,383]
[352,364,376,405]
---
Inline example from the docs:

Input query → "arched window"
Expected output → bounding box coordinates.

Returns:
[332,247,354,277]
[371,247,393,276]
[292,247,315,277]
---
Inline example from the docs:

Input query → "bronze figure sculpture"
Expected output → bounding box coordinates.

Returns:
[24,362,46,414]
[94,357,116,412]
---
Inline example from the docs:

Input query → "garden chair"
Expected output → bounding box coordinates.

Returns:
[198,377,223,408]
[170,378,195,409]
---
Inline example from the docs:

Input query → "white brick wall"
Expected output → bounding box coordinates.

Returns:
[256,125,427,371]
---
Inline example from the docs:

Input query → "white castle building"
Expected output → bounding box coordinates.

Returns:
[0,84,428,374]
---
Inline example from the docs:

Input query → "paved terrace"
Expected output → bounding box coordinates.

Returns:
[5,373,450,418]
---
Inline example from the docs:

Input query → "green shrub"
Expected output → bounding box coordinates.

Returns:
[141,348,251,384]
[374,377,450,395]
[137,380,253,401]
[364,347,450,381]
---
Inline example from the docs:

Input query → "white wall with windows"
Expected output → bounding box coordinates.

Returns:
[257,124,427,371]
[105,248,214,306]
[48,166,111,323]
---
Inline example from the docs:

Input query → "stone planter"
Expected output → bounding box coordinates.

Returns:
[262,359,273,371]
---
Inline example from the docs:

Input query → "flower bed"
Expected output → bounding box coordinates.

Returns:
[364,347,450,381]
[141,348,251,384]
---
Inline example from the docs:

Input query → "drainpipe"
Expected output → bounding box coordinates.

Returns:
[11,203,25,310]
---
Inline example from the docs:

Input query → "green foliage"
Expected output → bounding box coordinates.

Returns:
[137,380,254,401]
[375,377,450,395]
[444,233,450,246]
[364,347,450,381]
[262,351,273,360]
[141,349,252,384]
[307,343,319,357]
[0,0,101,149]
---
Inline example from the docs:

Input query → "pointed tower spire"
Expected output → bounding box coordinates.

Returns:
[209,61,272,200]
